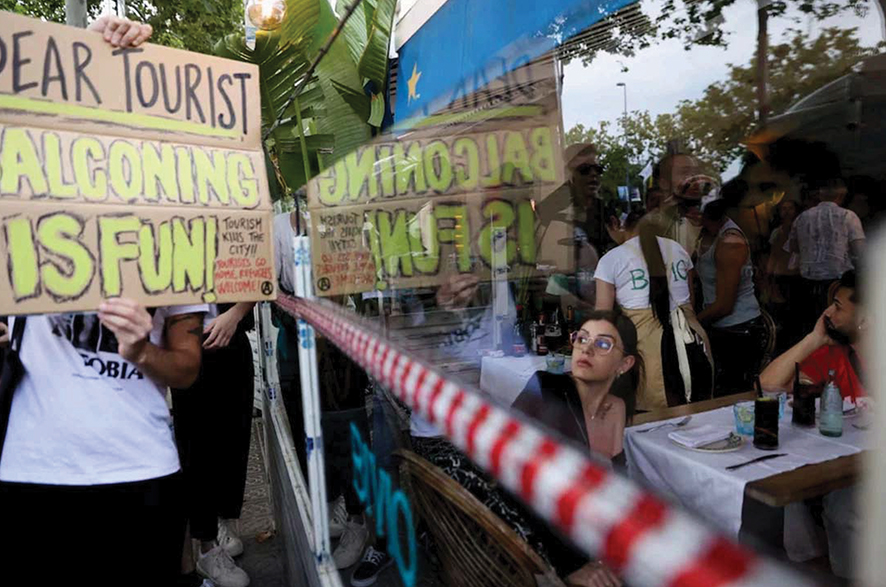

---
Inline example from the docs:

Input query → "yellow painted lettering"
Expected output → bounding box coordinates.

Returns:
[194,148,229,205]
[317,160,347,206]
[4,216,40,300]
[517,200,537,264]
[108,141,143,202]
[72,137,107,201]
[227,153,259,208]
[377,146,395,197]
[453,138,479,190]
[502,131,533,185]
[43,133,77,199]
[435,204,471,272]
[176,147,196,204]
[203,217,217,303]
[143,142,179,203]
[375,209,414,278]
[0,128,48,196]
[172,217,205,292]
[346,147,378,202]
[98,215,141,297]
[394,142,426,195]
[38,213,94,301]
[138,221,173,294]
[423,141,453,193]
[407,208,439,275]
[480,134,501,188]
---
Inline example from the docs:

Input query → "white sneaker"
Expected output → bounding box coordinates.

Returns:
[328,495,348,539]
[197,546,250,587]
[333,519,369,569]
[218,518,245,558]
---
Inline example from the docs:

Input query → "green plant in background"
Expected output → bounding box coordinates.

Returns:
[215,0,397,201]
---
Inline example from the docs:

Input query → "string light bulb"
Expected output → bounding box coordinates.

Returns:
[246,0,286,31]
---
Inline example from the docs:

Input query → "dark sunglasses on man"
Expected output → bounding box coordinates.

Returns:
[576,163,604,176]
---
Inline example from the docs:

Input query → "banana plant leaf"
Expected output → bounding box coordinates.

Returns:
[357,0,396,89]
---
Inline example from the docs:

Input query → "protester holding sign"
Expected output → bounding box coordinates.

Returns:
[0,13,277,586]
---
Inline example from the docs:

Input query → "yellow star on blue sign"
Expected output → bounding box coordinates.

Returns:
[406,63,422,104]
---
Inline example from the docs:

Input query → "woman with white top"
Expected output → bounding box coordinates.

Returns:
[595,206,713,410]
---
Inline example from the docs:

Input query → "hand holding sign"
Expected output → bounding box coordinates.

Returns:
[87,15,153,48]
[0,323,8,348]
[98,298,154,363]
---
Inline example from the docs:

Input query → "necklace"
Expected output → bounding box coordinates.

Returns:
[566,388,614,447]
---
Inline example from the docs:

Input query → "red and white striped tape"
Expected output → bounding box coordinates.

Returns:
[276,294,813,587]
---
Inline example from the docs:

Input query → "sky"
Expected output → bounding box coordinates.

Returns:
[559,0,885,174]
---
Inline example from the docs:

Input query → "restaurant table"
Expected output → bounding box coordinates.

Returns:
[479,354,572,405]
[624,394,871,543]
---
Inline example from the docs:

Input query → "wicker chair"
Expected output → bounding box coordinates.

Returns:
[758,308,778,371]
[394,449,566,587]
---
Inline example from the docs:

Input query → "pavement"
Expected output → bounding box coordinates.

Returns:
[236,418,446,587]
[236,419,286,587]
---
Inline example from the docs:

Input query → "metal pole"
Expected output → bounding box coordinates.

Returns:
[756,0,770,126]
[292,235,332,562]
[617,82,629,195]
[65,0,88,27]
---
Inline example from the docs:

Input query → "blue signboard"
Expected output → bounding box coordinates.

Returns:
[395,0,636,127]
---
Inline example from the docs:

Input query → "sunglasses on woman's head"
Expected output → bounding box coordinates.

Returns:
[570,332,622,355]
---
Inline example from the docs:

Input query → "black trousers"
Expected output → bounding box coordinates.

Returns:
[710,316,768,397]
[173,330,254,541]
[0,472,184,587]
[278,332,369,515]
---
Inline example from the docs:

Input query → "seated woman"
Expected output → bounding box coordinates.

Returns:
[509,311,643,585]
[594,205,713,410]
[512,310,643,465]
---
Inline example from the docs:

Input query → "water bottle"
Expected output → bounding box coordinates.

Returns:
[819,370,843,437]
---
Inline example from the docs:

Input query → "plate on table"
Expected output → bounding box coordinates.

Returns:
[669,433,744,453]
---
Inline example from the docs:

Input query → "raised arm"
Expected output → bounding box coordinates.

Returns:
[760,313,830,389]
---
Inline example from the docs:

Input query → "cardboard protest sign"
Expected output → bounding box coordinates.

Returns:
[0,12,275,315]
[306,56,572,296]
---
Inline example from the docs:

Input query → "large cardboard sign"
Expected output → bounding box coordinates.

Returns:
[0,12,274,315]
[306,57,571,296]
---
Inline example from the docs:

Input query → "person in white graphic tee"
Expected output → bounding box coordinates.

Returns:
[0,17,205,587]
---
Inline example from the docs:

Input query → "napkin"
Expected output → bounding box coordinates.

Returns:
[668,425,732,449]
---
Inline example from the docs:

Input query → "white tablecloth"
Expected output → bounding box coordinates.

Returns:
[624,406,871,538]
[479,355,572,405]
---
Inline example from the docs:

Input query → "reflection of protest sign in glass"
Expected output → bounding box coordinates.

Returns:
[306,56,572,296]
[0,12,275,315]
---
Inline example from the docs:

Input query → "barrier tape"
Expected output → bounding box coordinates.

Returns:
[276,294,812,587]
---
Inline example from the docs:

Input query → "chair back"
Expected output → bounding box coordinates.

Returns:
[394,449,565,587]
[759,308,778,370]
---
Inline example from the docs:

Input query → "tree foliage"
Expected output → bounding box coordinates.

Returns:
[567,27,882,177]
[559,0,875,67]
[0,0,243,55]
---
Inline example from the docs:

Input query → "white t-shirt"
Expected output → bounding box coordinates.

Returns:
[1,305,206,485]
[274,211,302,294]
[594,236,693,311]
